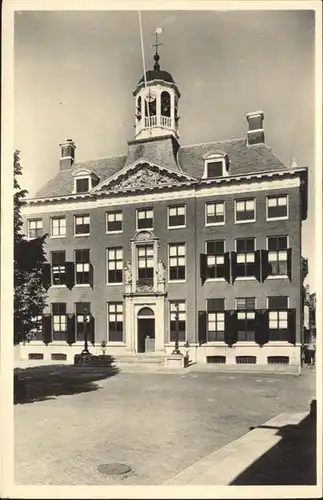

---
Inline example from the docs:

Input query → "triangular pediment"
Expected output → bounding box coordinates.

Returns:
[92,160,196,194]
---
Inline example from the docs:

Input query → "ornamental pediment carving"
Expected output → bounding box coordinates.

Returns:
[96,164,184,194]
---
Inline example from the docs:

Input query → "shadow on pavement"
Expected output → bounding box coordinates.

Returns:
[14,357,119,404]
[230,400,317,485]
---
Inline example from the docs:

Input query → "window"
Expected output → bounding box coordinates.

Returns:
[52,303,67,341]
[75,302,91,341]
[236,298,256,342]
[169,243,186,281]
[207,299,225,342]
[75,249,90,285]
[267,195,288,220]
[28,219,43,239]
[206,160,224,178]
[108,303,124,342]
[267,236,288,276]
[169,301,186,342]
[51,251,66,286]
[137,208,153,230]
[168,205,186,228]
[137,245,154,285]
[235,238,256,278]
[107,248,123,284]
[206,240,225,279]
[205,202,225,225]
[235,199,255,222]
[268,296,289,341]
[51,217,66,237]
[74,214,90,235]
[106,211,123,233]
[161,91,171,117]
[76,178,89,193]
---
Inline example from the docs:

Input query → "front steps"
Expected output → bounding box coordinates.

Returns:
[113,353,164,367]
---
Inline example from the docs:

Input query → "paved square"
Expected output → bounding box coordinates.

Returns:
[14,365,315,485]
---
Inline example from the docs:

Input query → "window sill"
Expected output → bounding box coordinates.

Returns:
[205,222,225,227]
[266,216,289,222]
[265,341,292,345]
[106,230,123,235]
[106,342,126,346]
[206,341,226,346]
[205,278,226,283]
[266,275,289,280]
[136,227,154,231]
[167,225,186,230]
[50,235,66,239]
[74,233,90,237]
[74,284,91,287]
[51,285,67,288]
[167,280,187,284]
[235,341,258,346]
[106,282,124,286]
[234,219,256,224]
[234,277,257,281]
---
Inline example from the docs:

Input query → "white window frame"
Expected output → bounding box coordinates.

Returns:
[202,156,228,179]
[266,296,290,343]
[169,300,187,343]
[106,247,123,285]
[106,211,123,234]
[234,198,256,224]
[234,237,257,281]
[266,296,290,309]
[205,201,225,226]
[266,235,289,280]
[204,240,226,282]
[27,219,43,239]
[107,302,125,345]
[73,175,91,194]
[50,217,66,238]
[168,243,187,283]
[167,205,186,229]
[136,208,154,230]
[74,214,90,236]
[206,302,226,343]
[266,194,289,221]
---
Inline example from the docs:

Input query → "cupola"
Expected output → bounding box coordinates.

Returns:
[133,32,180,141]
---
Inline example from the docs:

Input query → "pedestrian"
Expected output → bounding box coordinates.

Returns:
[307,337,316,366]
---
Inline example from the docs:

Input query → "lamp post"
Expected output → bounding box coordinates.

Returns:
[172,302,181,355]
[81,308,90,355]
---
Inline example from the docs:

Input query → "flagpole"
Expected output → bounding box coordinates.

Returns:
[138,11,151,133]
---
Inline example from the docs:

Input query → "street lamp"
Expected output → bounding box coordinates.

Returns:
[172,302,181,355]
[81,308,90,355]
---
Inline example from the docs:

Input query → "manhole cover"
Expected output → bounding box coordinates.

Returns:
[97,463,131,476]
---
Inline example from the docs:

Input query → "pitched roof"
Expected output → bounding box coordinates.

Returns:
[34,136,288,199]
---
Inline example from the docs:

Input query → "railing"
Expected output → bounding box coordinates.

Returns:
[145,116,157,128]
[160,115,172,128]
[143,115,172,129]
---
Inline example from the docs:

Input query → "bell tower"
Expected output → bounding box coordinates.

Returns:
[133,30,180,141]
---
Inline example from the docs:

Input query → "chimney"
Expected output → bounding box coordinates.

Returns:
[246,111,265,145]
[59,139,76,170]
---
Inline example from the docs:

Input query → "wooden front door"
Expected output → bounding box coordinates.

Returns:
[137,318,155,353]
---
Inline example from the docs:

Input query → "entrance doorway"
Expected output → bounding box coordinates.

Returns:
[137,307,155,353]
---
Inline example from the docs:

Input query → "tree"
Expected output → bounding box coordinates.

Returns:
[14,150,48,344]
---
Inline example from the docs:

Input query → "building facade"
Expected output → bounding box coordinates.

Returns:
[20,51,308,366]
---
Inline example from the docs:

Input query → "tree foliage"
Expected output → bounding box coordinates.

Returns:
[14,150,48,344]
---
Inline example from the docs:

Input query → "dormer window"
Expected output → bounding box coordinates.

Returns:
[72,169,100,194]
[76,178,89,193]
[202,152,229,179]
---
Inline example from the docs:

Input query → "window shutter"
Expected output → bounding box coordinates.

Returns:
[200,254,207,285]
[231,252,237,283]
[224,252,231,283]
[41,263,51,290]
[66,313,76,345]
[287,248,292,281]
[42,313,52,344]
[224,310,237,347]
[89,315,95,345]
[287,308,296,344]
[89,263,94,288]
[261,250,270,282]
[65,261,75,290]
[255,250,261,282]
[255,309,269,346]
[198,310,207,345]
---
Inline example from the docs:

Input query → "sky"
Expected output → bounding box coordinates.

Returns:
[14,8,316,287]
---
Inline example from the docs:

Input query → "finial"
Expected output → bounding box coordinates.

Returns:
[291,158,298,169]
[152,27,163,71]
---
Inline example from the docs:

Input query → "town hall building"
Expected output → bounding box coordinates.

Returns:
[20,47,308,367]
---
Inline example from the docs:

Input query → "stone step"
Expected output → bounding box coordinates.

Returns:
[114,354,164,364]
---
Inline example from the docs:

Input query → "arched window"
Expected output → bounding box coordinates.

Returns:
[137,307,154,317]
[136,96,142,121]
[161,91,171,117]
[145,94,157,117]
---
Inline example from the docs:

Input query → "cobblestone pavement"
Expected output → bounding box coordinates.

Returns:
[14,366,316,485]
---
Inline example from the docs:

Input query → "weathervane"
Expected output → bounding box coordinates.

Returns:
[152,27,163,70]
